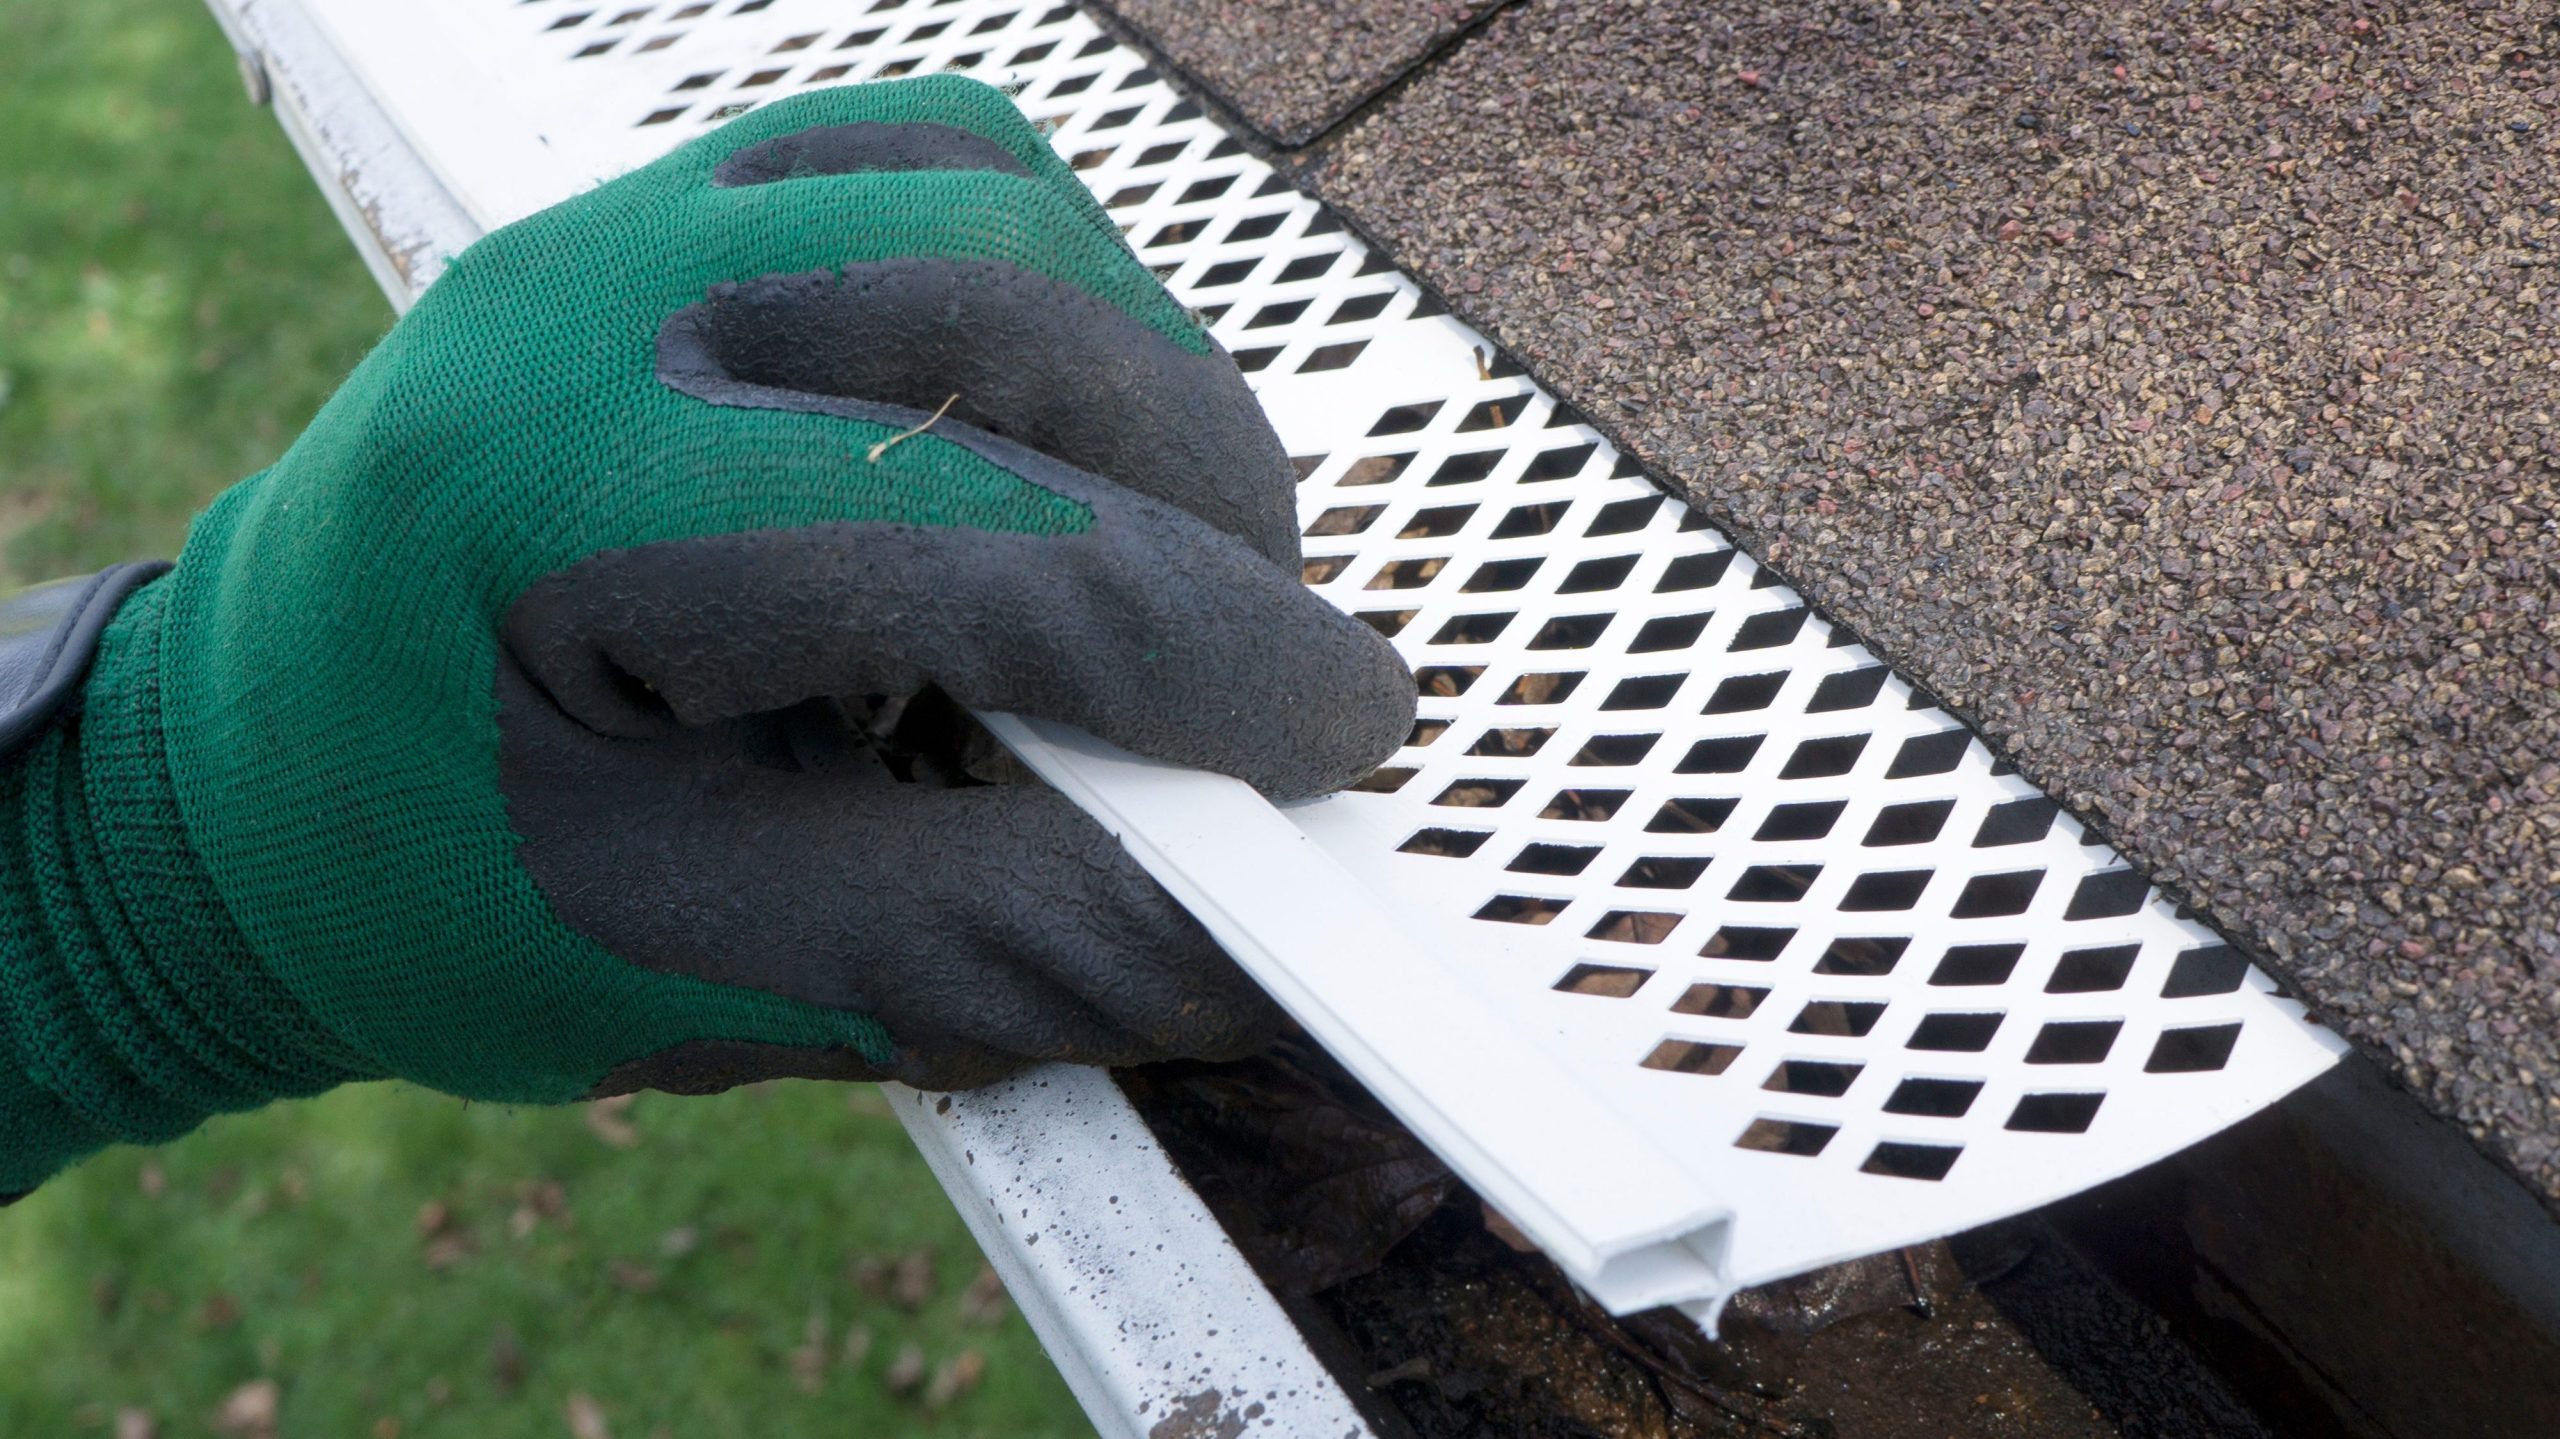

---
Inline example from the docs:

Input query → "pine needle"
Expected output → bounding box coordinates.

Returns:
[866,393,960,464]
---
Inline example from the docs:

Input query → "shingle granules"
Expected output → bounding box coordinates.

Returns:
[1306,0,2560,1197]
[1086,0,1513,145]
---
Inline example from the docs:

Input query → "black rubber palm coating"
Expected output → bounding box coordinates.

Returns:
[498,457,1406,1087]
[666,259,1302,567]
[505,502,1408,798]
[712,121,1035,187]
[498,638,1294,1088]
[496,118,1416,1096]
[695,103,1300,565]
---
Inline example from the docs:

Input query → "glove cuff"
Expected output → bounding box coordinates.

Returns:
[0,575,368,1193]
[0,561,170,762]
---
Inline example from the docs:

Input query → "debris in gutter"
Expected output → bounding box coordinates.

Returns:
[1122,1041,1456,1297]
[1121,1042,2117,1438]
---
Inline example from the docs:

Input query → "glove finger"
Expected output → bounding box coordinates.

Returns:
[638,167,1203,385]
[496,673,1286,1074]
[641,81,1295,558]
[708,118,1035,187]
[661,254,1298,564]
[648,75,1123,247]
[505,437,1413,801]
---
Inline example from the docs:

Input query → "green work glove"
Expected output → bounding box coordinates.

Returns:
[0,77,1413,1196]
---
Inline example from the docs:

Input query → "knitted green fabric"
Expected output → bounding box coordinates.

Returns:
[0,582,366,1188]
[0,77,1219,1192]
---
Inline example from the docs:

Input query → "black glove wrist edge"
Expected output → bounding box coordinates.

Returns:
[0,561,172,764]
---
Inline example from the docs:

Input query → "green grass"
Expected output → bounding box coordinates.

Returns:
[0,1087,1092,1438]
[0,2,1091,1433]
[0,0,387,585]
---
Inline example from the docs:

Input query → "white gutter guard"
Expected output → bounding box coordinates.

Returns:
[239,0,2342,1342]
[988,713,1739,1320]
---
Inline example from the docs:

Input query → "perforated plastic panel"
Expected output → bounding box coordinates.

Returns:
[299,0,2343,1320]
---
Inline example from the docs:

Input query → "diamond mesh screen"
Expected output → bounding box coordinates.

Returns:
[301,0,2344,1298]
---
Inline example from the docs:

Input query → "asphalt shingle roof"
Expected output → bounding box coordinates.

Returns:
[1118,0,2560,1198]
[1084,0,1510,145]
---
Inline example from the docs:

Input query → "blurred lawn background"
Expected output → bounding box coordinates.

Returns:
[0,1,1091,1434]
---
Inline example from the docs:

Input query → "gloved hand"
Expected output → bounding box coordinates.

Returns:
[0,77,1413,1195]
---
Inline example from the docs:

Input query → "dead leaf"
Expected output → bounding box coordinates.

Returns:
[211,1379,279,1439]
[1506,670,1566,704]
[564,1392,611,1439]
[789,1309,828,1394]
[607,1259,661,1295]
[883,1344,927,1397]
[584,1095,639,1149]
[418,1196,475,1268]
[509,1183,568,1239]
[137,1164,166,1199]
[1115,1042,1456,1295]
[372,1419,401,1439]
[841,1324,874,1370]
[490,1330,529,1395]
[958,1264,1010,1327]
[1365,1357,1433,1388]
[889,1250,936,1312]
[423,1232,476,1272]
[113,1408,157,1439]
[199,1292,243,1331]
[925,1350,988,1409]
[847,1255,887,1296]
[656,1225,698,1259]
[1479,1203,1538,1254]
[1722,1245,1954,1339]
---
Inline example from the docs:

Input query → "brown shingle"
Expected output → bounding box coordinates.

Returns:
[1088,0,1511,145]
[1304,0,2560,1195]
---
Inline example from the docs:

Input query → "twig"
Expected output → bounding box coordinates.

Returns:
[1900,1246,1935,1319]
[866,393,960,464]
[1474,346,1508,426]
